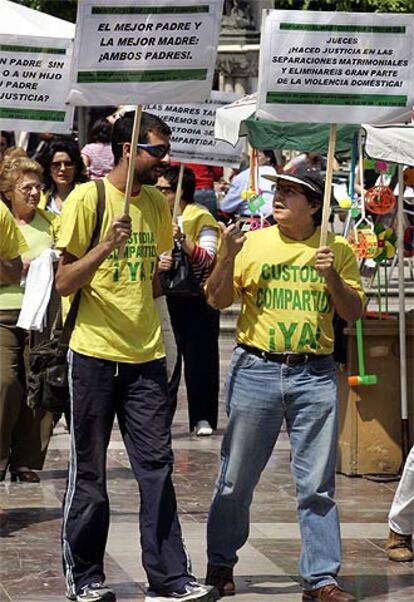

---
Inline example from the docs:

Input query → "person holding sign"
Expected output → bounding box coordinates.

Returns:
[56,112,212,602]
[157,165,220,437]
[205,168,364,602]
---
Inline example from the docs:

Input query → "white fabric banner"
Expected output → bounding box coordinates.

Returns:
[257,10,414,124]
[214,93,257,146]
[0,35,74,133]
[68,0,223,106]
[145,92,244,167]
[363,124,414,167]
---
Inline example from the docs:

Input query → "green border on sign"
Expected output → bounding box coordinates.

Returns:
[92,5,209,14]
[0,45,66,54]
[0,108,66,121]
[279,23,405,34]
[266,92,407,107]
[77,69,208,83]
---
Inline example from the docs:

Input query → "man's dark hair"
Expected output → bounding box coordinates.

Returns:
[39,136,87,191]
[112,111,171,165]
[161,165,196,203]
[88,118,112,144]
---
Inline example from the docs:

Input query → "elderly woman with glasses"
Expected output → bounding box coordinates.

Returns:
[0,157,58,483]
[38,137,88,215]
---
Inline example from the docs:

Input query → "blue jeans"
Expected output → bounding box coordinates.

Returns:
[207,346,341,591]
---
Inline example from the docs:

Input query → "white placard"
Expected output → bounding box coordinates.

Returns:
[145,92,244,167]
[68,0,223,106]
[0,35,74,133]
[257,10,414,124]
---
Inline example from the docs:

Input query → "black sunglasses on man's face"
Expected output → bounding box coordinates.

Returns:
[118,142,170,160]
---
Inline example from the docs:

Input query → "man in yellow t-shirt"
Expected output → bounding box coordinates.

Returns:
[56,112,211,602]
[205,168,363,602]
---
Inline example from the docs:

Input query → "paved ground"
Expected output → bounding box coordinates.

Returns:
[1,337,413,602]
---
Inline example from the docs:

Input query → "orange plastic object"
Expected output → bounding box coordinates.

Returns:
[349,227,378,259]
[365,186,396,215]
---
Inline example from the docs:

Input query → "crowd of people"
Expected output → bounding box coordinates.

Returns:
[1,113,413,602]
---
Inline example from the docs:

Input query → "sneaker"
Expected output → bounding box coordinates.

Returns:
[67,583,116,601]
[195,421,213,437]
[145,581,214,601]
[205,563,235,596]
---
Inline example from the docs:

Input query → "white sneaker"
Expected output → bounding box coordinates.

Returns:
[66,582,116,601]
[195,421,213,436]
[145,582,214,601]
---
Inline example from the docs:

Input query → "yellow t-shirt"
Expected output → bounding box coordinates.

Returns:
[181,202,219,242]
[233,225,365,355]
[0,200,28,259]
[0,208,55,310]
[57,178,173,364]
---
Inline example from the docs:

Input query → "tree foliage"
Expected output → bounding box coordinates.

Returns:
[15,0,414,20]
[275,0,413,13]
[14,0,78,22]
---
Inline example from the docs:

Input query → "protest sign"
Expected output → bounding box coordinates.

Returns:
[257,10,414,124]
[68,0,223,106]
[145,92,244,167]
[0,35,74,133]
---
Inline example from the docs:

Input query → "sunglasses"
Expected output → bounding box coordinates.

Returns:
[136,143,170,159]
[118,142,170,159]
[51,160,74,169]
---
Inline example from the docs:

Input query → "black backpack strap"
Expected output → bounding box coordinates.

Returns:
[59,179,106,346]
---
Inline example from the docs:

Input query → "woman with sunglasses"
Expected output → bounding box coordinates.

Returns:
[157,165,221,436]
[38,137,88,215]
[0,157,58,483]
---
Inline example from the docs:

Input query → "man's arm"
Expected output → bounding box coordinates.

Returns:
[152,264,163,299]
[206,223,246,310]
[56,214,131,297]
[315,246,363,322]
[0,256,23,284]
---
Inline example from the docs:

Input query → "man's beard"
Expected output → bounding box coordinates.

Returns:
[136,165,158,186]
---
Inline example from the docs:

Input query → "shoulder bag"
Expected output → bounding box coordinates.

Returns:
[27,179,106,413]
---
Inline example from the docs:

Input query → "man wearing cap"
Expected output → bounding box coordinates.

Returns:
[205,167,364,602]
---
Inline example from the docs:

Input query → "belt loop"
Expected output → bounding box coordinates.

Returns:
[114,363,119,378]
[261,350,268,362]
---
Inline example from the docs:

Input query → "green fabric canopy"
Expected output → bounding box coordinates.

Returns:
[245,115,359,153]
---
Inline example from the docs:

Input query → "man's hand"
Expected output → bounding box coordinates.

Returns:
[315,245,363,322]
[315,246,335,276]
[221,222,246,259]
[103,214,131,251]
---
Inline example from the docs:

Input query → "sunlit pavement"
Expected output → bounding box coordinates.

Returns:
[1,336,413,601]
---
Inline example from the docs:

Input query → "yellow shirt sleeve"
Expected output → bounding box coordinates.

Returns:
[153,189,174,255]
[57,183,98,257]
[0,201,28,258]
[332,235,366,306]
